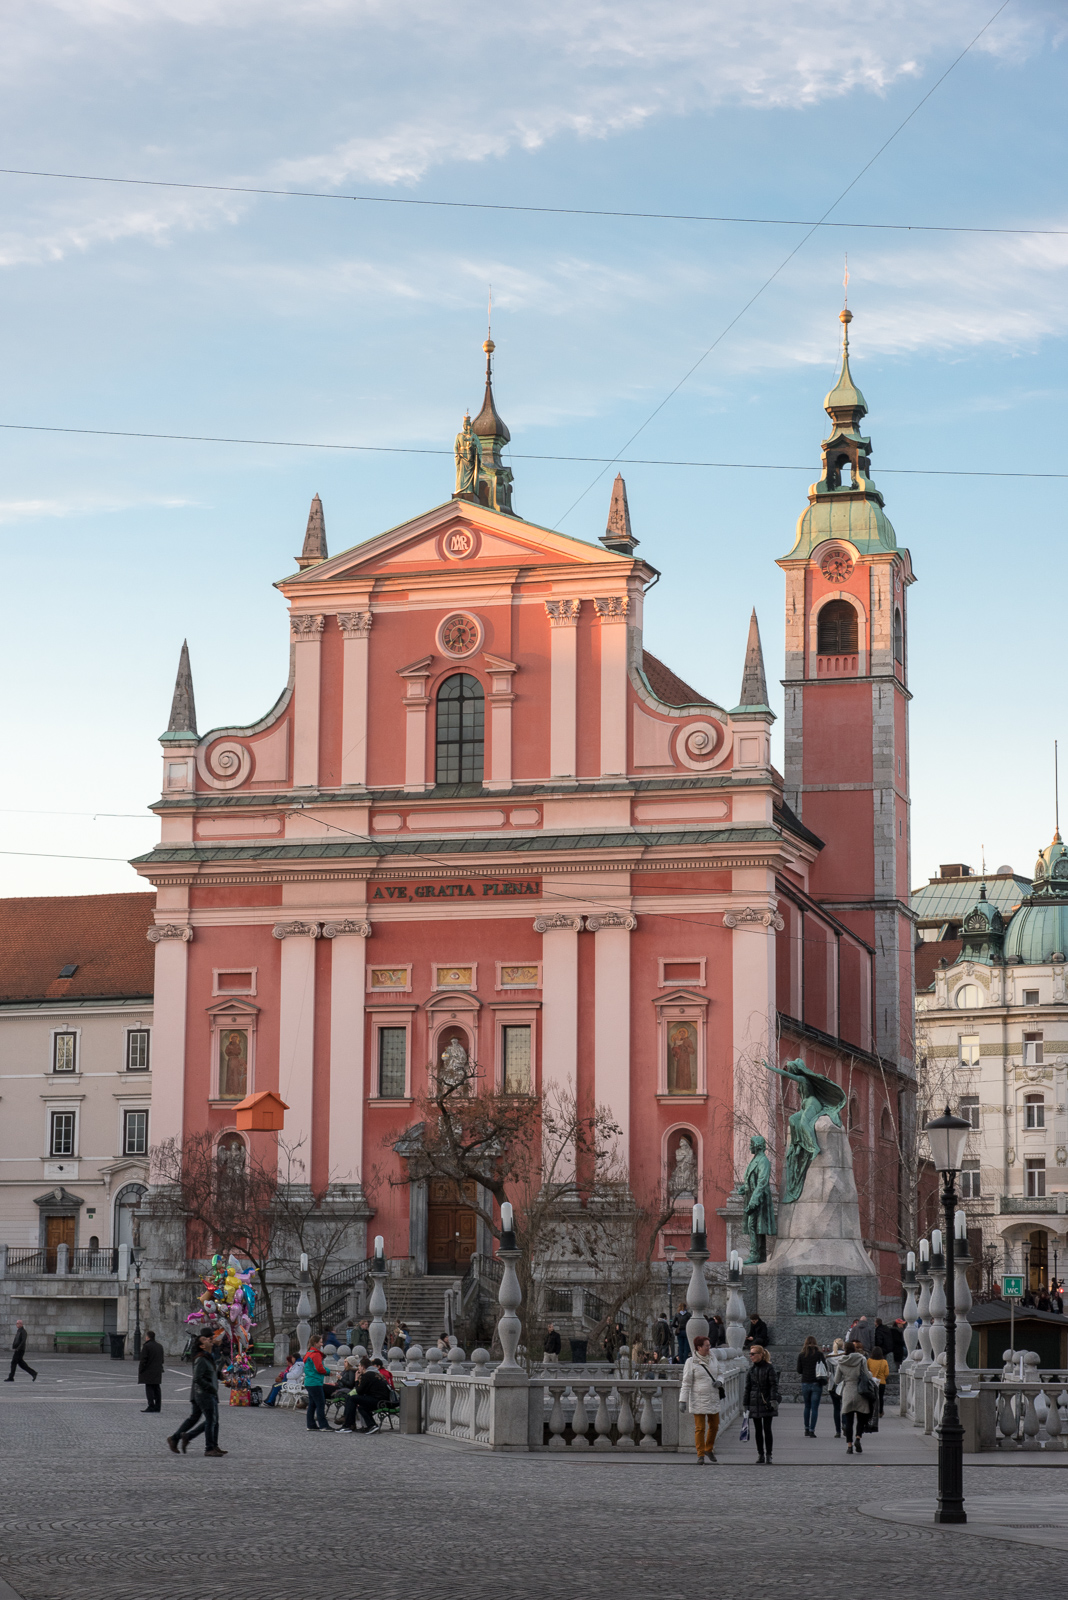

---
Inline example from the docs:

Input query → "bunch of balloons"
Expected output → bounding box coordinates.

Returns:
[185,1252,260,1402]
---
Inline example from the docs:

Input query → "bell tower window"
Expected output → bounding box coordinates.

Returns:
[817,600,858,655]
[894,607,904,664]
[436,673,484,784]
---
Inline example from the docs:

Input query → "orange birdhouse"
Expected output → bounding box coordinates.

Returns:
[233,1090,288,1132]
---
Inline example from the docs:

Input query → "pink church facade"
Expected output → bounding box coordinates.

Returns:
[136,326,912,1292]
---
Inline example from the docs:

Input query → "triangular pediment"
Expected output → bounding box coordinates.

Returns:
[279,500,638,588]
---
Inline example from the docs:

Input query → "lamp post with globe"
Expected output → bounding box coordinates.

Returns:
[925,1106,972,1525]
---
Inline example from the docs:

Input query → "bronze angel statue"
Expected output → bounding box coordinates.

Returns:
[764,1058,847,1204]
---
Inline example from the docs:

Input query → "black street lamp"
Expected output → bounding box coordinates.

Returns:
[664,1245,676,1361]
[132,1253,142,1359]
[925,1105,972,1525]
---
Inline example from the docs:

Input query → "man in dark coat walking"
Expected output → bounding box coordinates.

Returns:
[5,1320,37,1383]
[138,1330,165,1412]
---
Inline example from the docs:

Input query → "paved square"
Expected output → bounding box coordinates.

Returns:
[2,1357,1066,1600]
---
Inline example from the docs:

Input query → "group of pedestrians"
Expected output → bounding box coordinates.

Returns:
[678,1314,903,1463]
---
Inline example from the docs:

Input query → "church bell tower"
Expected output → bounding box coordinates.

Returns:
[777,309,916,1073]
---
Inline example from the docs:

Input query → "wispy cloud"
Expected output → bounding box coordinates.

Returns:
[0,493,197,523]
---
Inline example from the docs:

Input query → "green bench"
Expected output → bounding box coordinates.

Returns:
[250,1342,276,1366]
[54,1331,106,1353]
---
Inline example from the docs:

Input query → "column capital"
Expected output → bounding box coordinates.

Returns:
[322,919,372,938]
[545,599,582,627]
[593,595,630,622]
[533,913,585,934]
[337,611,373,639]
[290,613,326,639]
[147,923,193,943]
[723,906,784,931]
[586,912,636,932]
[272,920,322,940]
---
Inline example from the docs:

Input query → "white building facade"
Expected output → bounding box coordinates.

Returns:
[916,836,1068,1291]
[0,893,155,1349]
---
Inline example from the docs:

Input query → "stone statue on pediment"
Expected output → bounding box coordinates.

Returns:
[454,415,482,500]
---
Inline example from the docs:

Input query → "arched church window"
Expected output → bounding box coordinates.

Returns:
[436,674,484,784]
[894,607,904,664]
[847,1095,859,1131]
[817,599,858,655]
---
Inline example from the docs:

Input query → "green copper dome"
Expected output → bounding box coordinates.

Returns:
[1004,900,1068,965]
[790,496,898,558]
[1003,831,1068,963]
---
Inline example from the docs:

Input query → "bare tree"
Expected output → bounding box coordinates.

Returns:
[270,1140,373,1322]
[384,1055,693,1354]
[149,1133,284,1341]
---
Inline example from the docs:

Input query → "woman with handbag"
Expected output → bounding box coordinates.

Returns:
[742,1345,780,1464]
[827,1337,846,1438]
[796,1335,827,1437]
[679,1334,724,1463]
[836,1341,875,1453]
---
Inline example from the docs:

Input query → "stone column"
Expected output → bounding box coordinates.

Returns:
[273,921,320,1177]
[146,922,193,1152]
[322,919,371,1185]
[337,611,372,787]
[291,613,324,788]
[587,911,636,1163]
[534,913,583,1175]
[684,1209,710,1346]
[544,600,580,779]
[593,596,629,777]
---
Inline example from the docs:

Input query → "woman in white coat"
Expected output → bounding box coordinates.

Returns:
[679,1334,722,1463]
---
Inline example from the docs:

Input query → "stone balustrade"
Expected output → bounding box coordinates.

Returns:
[899,1356,1068,1450]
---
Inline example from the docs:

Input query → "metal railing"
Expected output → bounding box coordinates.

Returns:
[70,1247,119,1274]
[7,1249,47,1273]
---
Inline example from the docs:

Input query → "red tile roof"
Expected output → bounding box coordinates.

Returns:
[0,893,156,1003]
[914,938,962,993]
[642,650,709,707]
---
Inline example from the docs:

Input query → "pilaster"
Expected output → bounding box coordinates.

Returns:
[594,596,629,777]
[484,653,518,791]
[145,921,192,1155]
[587,911,636,1161]
[273,921,320,1176]
[545,600,580,779]
[323,918,371,1184]
[338,610,373,787]
[397,657,433,792]
[291,613,324,788]
[534,911,583,1175]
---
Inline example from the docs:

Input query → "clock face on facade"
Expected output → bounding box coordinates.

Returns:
[820,550,854,584]
[439,613,481,655]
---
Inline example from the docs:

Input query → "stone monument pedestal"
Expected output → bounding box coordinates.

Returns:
[753,1115,879,1354]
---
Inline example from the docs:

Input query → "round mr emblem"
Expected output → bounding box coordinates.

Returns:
[440,526,480,560]
[820,550,854,584]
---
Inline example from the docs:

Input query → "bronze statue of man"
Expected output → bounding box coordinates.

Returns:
[764,1058,847,1204]
[453,414,482,500]
[740,1133,776,1265]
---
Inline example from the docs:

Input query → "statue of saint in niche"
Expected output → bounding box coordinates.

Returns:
[438,1036,470,1090]
[669,1134,698,1199]
[220,1029,248,1100]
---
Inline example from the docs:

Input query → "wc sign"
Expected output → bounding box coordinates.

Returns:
[1001,1275,1024,1299]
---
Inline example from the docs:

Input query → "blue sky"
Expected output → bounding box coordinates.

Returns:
[1,0,1065,896]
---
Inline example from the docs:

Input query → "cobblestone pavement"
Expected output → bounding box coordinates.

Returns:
[2,1357,1066,1600]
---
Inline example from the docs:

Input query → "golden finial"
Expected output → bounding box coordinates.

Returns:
[840,255,852,332]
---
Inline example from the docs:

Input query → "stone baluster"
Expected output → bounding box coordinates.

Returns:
[593,1388,613,1450]
[638,1390,658,1449]
[616,1386,637,1449]
[547,1386,567,1449]
[928,1249,947,1365]
[387,1345,406,1376]
[368,1237,388,1361]
[470,1348,490,1378]
[901,1258,920,1366]
[1022,1385,1042,1449]
[496,1247,523,1369]
[295,1255,313,1357]
[684,1205,710,1347]
[953,1239,973,1376]
[447,1346,467,1376]
[570,1385,592,1449]
[915,1269,933,1370]
[725,1252,747,1351]
[404,1344,425,1374]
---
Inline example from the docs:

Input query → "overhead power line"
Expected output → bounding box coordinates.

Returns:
[2,420,1063,480]
[0,163,1060,239]
[553,0,1015,526]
